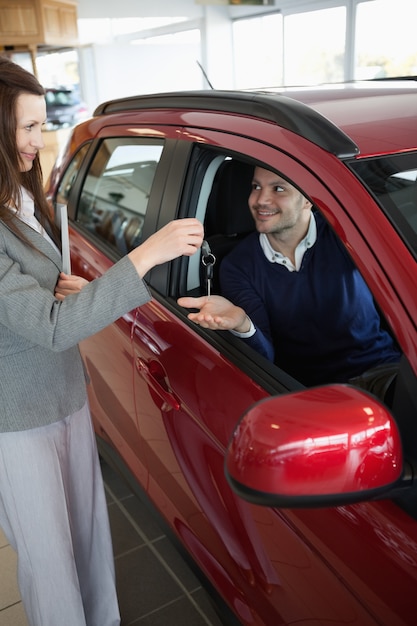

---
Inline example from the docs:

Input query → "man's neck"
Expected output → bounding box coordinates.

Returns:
[266,214,311,265]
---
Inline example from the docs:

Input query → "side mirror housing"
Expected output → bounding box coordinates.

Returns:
[225,385,404,508]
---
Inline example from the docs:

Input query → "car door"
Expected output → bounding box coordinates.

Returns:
[129,140,285,625]
[53,133,175,487]
[131,122,417,625]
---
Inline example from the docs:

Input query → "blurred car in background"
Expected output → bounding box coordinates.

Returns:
[45,87,88,129]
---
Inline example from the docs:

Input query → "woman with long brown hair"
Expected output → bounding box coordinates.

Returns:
[0,56,203,626]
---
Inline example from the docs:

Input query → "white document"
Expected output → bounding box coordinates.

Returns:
[58,204,71,275]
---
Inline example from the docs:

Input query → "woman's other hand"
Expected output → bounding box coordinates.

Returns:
[55,273,89,301]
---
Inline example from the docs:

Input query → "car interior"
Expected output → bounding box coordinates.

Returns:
[82,159,157,253]
[199,158,255,294]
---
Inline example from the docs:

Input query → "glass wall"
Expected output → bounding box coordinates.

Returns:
[233,12,283,89]
[233,0,417,88]
[354,0,417,79]
[283,6,346,86]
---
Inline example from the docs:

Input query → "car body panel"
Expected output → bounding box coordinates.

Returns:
[279,83,417,155]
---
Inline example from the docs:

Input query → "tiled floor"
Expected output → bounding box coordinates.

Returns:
[0,459,225,626]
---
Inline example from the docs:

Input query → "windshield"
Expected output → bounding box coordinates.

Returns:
[350,152,417,258]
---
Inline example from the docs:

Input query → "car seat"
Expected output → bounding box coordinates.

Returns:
[202,159,255,293]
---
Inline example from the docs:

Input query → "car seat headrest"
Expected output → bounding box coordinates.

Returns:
[206,159,254,236]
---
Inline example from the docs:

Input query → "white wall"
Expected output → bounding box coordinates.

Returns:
[73,0,342,112]
[76,2,239,111]
[75,0,321,20]
[76,0,204,19]
[84,40,204,107]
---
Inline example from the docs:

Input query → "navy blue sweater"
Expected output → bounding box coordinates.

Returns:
[220,213,400,386]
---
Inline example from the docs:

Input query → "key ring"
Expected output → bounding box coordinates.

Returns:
[201,240,216,267]
[201,251,216,267]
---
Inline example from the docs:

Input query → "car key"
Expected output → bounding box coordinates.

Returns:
[201,240,216,299]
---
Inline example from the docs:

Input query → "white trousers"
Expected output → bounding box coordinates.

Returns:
[0,403,120,626]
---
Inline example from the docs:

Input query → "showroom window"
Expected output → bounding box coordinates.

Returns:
[233,5,346,88]
[283,5,346,85]
[232,0,417,88]
[233,12,283,89]
[354,0,417,79]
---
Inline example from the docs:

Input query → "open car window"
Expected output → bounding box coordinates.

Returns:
[181,149,404,400]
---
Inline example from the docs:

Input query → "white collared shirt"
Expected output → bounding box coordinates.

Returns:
[231,213,317,337]
[17,187,60,254]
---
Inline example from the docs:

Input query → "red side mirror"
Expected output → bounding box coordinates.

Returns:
[225,385,404,508]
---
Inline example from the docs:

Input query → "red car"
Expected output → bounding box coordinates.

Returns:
[46,82,417,625]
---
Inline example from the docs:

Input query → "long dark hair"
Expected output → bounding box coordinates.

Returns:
[0,55,59,246]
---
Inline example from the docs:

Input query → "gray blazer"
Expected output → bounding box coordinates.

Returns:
[0,219,151,432]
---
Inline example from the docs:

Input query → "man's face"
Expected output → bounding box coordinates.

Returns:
[248,167,312,235]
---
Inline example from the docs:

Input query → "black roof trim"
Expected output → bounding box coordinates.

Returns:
[93,90,360,159]
[370,75,417,82]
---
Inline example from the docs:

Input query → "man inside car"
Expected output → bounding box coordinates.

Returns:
[178,166,401,405]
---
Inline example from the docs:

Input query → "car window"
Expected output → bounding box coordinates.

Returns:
[77,138,164,255]
[349,152,417,258]
[55,143,91,207]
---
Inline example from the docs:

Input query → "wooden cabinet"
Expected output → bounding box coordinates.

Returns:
[0,0,78,47]
[41,0,78,45]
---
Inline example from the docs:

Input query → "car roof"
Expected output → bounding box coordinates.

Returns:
[93,80,417,159]
[278,81,417,157]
